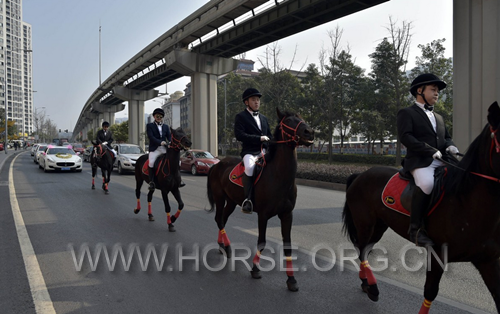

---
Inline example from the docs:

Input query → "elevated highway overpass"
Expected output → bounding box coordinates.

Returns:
[72,0,500,154]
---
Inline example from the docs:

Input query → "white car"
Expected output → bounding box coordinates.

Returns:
[113,143,145,174]
[33,144,48,164]
[38,145,83,172]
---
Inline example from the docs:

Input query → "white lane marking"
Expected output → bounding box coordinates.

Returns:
[9,155,56,314]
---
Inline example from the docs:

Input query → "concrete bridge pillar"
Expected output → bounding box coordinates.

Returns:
[454,1,500,150]
[113,86,158,149]
[165,49,238,153]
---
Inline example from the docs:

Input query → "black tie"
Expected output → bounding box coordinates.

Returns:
[252,112,259,116]
[424,104,434,112]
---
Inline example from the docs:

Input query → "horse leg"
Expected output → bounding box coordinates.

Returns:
[250,213,269,281]
[160,189,174,232]
[473,259,500,313]
[169,189,184,224]
[101,168,108,193]
[278,211,298,292]
[134,175,143,214]
[358,221,388,301]
[146,189,155,221]
[218,200,237,258]
[417,255,445,314]
[91,164,96,189]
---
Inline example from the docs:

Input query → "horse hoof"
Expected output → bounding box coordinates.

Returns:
[105,190,109,194]
[250,270,261,279]
[361,281,379,302]
[218,244,231,258]
[134,208,140,214]
[92,186,95,190]
[148,214,155,221]
[287,276,299,292]
[168,224,176,232]
[170,216,177,224]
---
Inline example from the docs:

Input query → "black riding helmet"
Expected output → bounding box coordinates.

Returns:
[102,121,110,127]
[409,73,447,97]
[152,108,165,117]
[242,88,262,103]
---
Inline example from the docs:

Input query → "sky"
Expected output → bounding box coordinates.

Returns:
[22,0,453,132]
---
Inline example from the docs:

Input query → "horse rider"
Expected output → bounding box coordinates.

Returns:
[146,108,185,191]
[96,121,117,158]
[397,73,459,247]
[234,88,272,214]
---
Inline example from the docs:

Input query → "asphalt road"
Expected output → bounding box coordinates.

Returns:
[0,151,495,314]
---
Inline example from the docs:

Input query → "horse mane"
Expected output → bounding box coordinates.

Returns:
[264,110,302,163]
[445,124,490,194]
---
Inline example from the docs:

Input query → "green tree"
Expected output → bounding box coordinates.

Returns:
[110,120,129,143]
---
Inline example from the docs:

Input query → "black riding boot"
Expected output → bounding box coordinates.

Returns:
[148,169,156,191]
[408,186,434,247]
[241,174,254,214]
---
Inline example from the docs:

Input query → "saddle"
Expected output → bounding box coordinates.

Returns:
[381,167,447,217]
[142,154,171,177]
[229,157,265,187]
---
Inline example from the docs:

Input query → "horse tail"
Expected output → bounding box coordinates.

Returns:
[206,166,216,213]
[342,173,360,244]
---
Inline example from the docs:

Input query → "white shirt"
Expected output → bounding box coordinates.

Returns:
[247,108,261,130]
[156,122,163,135]
[415,102,437,132]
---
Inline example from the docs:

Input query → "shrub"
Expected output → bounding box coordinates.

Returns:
[296,162,372,184]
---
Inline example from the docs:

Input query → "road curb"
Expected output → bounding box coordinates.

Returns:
[295,178,346,192]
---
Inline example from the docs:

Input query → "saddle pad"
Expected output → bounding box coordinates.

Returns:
[229,162,262,187]
[142,158,170,177]
[382,173,411,216]
[381,173,445,217]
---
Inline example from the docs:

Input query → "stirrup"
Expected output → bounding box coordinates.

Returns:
[242,199,253,214]
[148,181,155,191]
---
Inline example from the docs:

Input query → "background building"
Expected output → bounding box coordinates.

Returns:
[1,0,33,139]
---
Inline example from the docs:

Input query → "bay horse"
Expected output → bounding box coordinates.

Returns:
[207,108,314,291]
[342,101,500,313]
[91,141,115,194]
[134,127,192,232]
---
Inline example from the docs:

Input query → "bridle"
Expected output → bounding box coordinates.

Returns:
[169,132,188,151]
[273,115,305,147]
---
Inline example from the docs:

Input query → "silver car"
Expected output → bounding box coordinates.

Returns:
[113,144,145,174]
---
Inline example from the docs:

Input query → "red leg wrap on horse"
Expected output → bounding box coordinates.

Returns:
[174,210,181,218]
[253,251,261,265]
[418,299,432,314]
[92,178,94,185]
[167,213,171,225]
[102,178,105,183]
[136,199,141,210]
[220,229,230,246]
[361,261,376,285]
[286,257,294,277]
[359,265,367,280]
[148,202,152,215]
[218,230,223,243]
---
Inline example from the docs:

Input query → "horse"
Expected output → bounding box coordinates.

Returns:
[206,108,314,292]
[134,127,192,232]
[342,101,500,313]
[90,141,115,194]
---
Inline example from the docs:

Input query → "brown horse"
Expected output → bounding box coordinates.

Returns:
[342,101,500,313]
[134,127,192,232]
[91,141,115,194]
[207,108,314,291]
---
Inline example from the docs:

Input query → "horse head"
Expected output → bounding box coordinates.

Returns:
[169,127,192,151]
[276,108,315,147]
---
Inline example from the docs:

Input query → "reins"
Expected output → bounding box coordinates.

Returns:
[438,126,500,184]
[169,134,187,151]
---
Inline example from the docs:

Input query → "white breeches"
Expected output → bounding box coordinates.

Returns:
[149,146,167,168]
[243,151,265,176]
[411,159,444,195]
